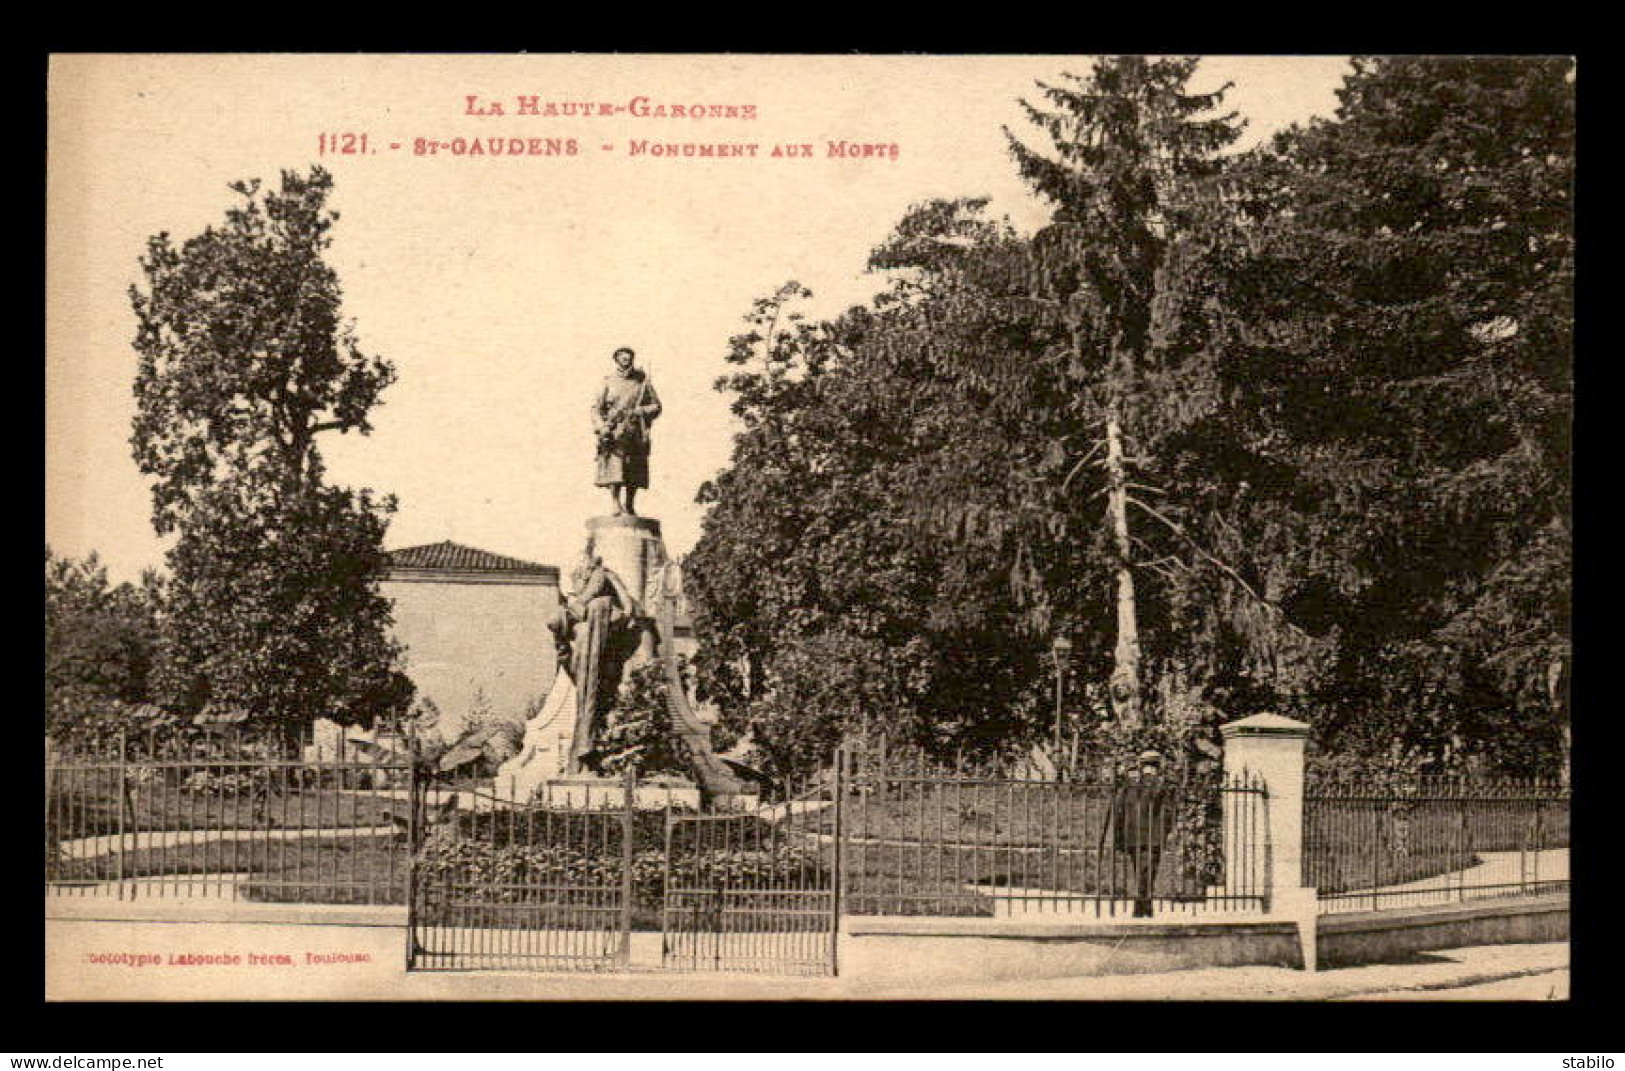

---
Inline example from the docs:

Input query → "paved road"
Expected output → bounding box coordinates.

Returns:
[1342,969,1568,1001]
[836,942,1571,1001]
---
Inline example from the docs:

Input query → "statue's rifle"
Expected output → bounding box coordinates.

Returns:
[605,371,652,444]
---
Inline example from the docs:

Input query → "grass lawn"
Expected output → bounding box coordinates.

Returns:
[418,893,830,932]
[824,785,1563,903]
[46,781,409,840]
[48,837,830,930]
[48,834,411,905]
[811,782,1226,908]
[1303,801,1569,894]
[840,837,1216,912]
[50,780,1563,922]
[822,781,1132,847]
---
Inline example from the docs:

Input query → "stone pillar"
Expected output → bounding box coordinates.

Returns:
[1220,712,1318,969]
[587,515,663,612]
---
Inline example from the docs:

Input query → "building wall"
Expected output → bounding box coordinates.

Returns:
[381,572,561,737]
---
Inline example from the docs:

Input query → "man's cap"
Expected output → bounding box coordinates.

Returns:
[1138,749,1164,764]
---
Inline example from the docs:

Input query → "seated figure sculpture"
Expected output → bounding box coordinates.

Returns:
[562,543,640,775]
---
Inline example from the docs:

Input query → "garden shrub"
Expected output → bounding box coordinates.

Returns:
[413,834,826,920]
[180,767,271,797]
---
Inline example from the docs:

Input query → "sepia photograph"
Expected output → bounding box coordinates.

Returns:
[43,53,1573,1003]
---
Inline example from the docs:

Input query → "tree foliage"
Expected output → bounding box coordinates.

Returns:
[691,60,1296,775]
[685,273,1057,780]
[131,168,393,533]
[1214,57,1574,773]
[130,167,412,735]
[967,57,1277,733]
[44,547,162,734]
[648,59,1574,780]
[593,661,697,779]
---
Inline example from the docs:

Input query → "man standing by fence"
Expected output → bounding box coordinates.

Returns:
[1101,750,1176,918]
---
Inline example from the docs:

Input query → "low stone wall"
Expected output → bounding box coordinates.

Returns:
[46,895,407,928]
[839,915,1303,984]
[1316,893,1568,968]
[839,891,1568,983]
[49,889,1567,985]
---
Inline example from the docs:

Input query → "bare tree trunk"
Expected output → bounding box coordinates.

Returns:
[1105,410,1143,728]
[1549,654,1569,783]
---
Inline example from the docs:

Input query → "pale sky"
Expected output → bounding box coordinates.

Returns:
[46,54,1351,583]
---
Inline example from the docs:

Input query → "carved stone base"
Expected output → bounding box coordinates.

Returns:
[493,672,575,799]
[548,512,748,801]
[587,514,665,613]
[538,776,701,810]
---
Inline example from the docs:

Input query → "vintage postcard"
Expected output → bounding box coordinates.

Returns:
[45,53,1572,1002]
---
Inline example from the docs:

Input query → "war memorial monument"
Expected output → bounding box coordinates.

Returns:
[496,347,744,804]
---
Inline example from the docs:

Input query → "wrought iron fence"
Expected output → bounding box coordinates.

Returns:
[45,731,412,905]
[662,757,840,975]
[1303,776,1570,914]
[45,722,1578,976]
[834,737,1269,919]
[407,768,842,974]
[409,773,646,971]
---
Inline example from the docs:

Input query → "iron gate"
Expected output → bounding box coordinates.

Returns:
[406,761,843,976]
[407,772,635,972]
[661,757,843,976]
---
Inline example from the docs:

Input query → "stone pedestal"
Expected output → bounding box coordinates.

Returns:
[493,672,576,800]
[503,512,746,802]
[540,777,702,810]
[587,515,664,612]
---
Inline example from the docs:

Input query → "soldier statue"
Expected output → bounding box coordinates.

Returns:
[591,346,662,516]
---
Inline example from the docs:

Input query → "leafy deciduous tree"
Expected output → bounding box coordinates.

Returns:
[130,167,412,737]
[685,57,1573,779]
[1216,57,1573,773]
[44,546,162,734]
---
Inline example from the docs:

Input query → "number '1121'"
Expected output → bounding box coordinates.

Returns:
[318,133,371,156]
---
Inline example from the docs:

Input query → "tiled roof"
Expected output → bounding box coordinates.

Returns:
[386,541,556,575]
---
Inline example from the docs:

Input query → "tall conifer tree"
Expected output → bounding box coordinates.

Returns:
[1002,57,1243,728]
